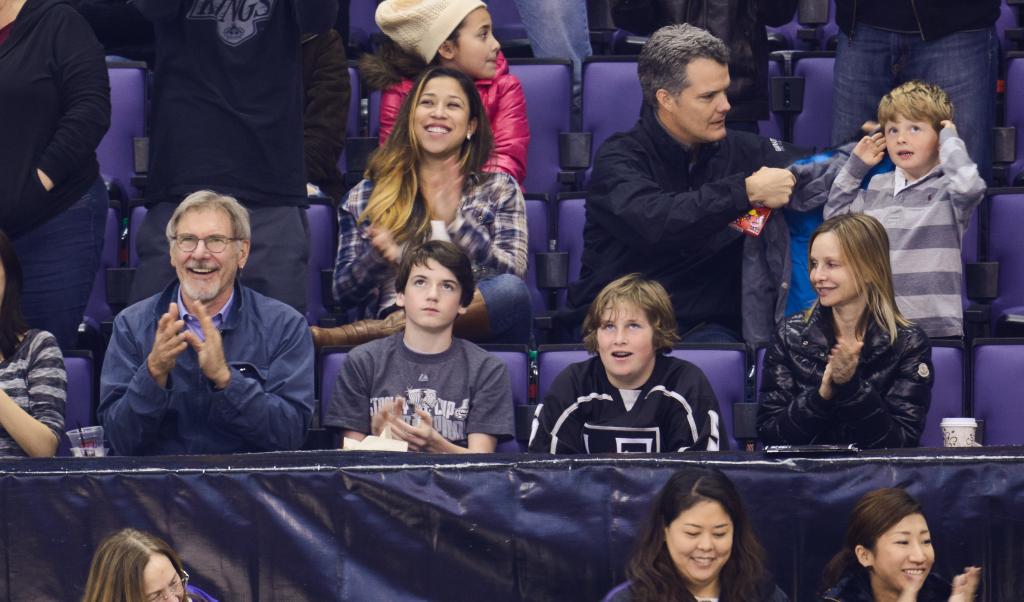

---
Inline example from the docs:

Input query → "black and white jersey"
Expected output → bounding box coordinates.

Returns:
[528,354,727,454]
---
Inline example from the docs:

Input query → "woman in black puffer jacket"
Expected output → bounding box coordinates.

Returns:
[757,214,933,449]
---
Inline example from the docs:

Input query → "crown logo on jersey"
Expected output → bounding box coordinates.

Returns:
[188,0,274,47]
[418,373,429,382]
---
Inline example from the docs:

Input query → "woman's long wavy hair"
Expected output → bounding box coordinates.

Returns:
[820,488,926,593]
[807,213,910,345]
[0,229,29,359]
[626,468,769,602]
[359,67,494,245]
[82,529,187,602]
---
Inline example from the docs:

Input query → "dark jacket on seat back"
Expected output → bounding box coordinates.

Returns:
[757,305,933,449]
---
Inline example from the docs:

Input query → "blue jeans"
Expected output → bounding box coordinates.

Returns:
[512,0,592,111]
[831,25,998,181]
[14,178,108,349]
[477,273,533,344]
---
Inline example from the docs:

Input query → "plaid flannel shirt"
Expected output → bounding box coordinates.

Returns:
[332,172,528,318]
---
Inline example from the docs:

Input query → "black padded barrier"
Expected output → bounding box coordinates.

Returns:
[1,449,1022,600]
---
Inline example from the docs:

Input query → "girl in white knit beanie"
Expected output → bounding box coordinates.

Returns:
[359,0,530,186]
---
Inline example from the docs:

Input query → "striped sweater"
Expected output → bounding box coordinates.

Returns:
[0,330,66,456]
[824,128,986,337]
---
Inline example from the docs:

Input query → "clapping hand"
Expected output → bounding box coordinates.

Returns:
[387,408,440,452]
[182,299,231,389]
[948,566,981,602]
[828,334,863,385]
[147,303,189,388]
[371,397,405,437]
[367,225,402,265]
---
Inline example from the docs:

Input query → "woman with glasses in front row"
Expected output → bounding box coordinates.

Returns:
[83,529,217,602]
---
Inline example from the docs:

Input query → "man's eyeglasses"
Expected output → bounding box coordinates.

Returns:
[145,569,189,602]
[171,235,240,253]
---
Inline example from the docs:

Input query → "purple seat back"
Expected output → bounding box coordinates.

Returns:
[555,194,586,308]
[961,204,980,310]
[921,342,965,447]
[525,196,550,313]
[58,351,95,456]
[128,205,148,268]
[1006,57,1024,184]
[337,65,362,173]
[791,56,834,150]
[538,344,745,450]
[83,208,121,329]
[368,89,381,139]
[305,202,338,325]
[972,340,1024,445]
[347,0,379,50]
[581,58,642,185]
[319,349,348,428]
[988,193,1024,329]
[508,59,573,198]
[489,347,529,452]
[996,2,1018,51]
[758,58,785,140]
[487,0,527,40]
[98,64,146,199]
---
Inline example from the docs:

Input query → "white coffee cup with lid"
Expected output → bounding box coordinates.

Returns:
[940,417,978,447]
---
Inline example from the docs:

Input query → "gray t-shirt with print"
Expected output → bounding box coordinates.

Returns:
[325,333,514,446]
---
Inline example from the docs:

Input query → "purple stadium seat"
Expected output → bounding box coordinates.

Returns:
[581,57,642,184]
[791,55,834,150]
[319,348,348,434]
[58,351,95,456]
[487,0,527,42]
[82,207,121,331]
[98,63,146,199]
[767,0,838,51]
[128,205,148,267]
[921,341,965,447]
[1006,56,1024,185]
[988,193,1024,331]
[347,0,379,52]
[508,59,573,198]
[996,2,1019,51]
[525,196,551,313]
[368,89,381,139]
[306,201,338,325]
[537,344,745,450]
[555,193,586,308]
[972,339,1024,445]
[337,65,362,174]
[486,346,529,452]
[759,58,785,141]
[961,204,980,310]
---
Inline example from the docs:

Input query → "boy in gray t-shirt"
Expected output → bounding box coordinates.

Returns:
[325,241,513,452]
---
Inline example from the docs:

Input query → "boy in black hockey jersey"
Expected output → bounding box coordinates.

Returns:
[529,274,726,454]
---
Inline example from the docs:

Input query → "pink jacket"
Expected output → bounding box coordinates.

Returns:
[377,53,529,186]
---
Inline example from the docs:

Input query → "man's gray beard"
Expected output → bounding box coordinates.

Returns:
[180,279,218,304]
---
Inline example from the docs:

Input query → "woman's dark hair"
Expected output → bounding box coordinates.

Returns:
[820,488,926,592]
[0,230,29,358]
[626,468,768,602]
[360,66,494,244]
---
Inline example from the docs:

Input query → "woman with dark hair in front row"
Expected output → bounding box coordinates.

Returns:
[604,467,788,602]
[757,213,933,449]
[83,528,218,602]
[0,229,65,457]
[820,487,980,602]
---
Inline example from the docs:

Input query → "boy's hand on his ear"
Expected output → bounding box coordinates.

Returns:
[940,120,957,134]
[861,120,881,135]
[853,132,886,167]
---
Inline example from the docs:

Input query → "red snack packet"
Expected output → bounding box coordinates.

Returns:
[729,207,772,237]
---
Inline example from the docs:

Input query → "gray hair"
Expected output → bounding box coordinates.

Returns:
[638,24,730,109]
[165,190,252,242]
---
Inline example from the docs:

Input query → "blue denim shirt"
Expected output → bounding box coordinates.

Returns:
[99,282,314,455]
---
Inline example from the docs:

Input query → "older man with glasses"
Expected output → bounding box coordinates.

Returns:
[98,191,314,455]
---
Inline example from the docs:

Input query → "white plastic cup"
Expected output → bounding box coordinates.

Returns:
[66,426,107,457]
[940,417,978,448]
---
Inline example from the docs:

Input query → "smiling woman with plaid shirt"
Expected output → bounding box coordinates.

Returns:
[311,67,530,348]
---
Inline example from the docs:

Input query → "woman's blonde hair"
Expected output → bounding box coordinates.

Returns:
[359,67,494,245]
[807,214,910,344]
[82,529,185,602]
[582,274,680,354]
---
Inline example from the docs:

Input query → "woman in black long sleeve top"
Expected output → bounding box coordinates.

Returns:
[0,0,110,348]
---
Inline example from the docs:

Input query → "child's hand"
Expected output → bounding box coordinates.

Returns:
[853,132,886,167]
[941,120,957,135]
[861,120,881,136]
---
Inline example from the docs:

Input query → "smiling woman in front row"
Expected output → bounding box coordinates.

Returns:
[757,213,933,449]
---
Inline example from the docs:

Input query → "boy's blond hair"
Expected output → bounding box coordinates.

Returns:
[877,81,953,133]
[582,274,680,354]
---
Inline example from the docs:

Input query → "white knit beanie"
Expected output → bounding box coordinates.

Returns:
[376,0,487,63]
